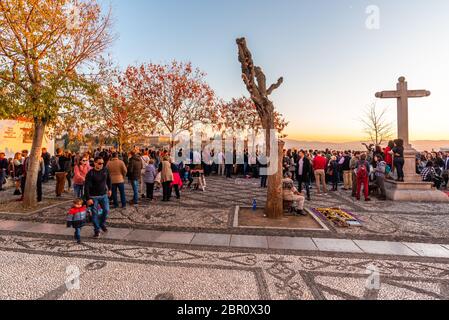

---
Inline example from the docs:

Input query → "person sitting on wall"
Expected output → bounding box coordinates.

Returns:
[282,172,306,216]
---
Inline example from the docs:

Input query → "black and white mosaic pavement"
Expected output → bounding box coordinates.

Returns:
[1,232,449,300]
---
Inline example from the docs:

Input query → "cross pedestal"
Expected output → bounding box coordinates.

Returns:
[375,77,448,202]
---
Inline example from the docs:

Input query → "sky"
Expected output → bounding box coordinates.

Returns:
[98,0,449,143]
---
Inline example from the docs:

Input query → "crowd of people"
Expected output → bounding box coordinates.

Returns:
[1,140,448,243]
[279,139,449,212]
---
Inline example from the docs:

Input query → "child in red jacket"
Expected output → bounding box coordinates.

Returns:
[67,198,87,244]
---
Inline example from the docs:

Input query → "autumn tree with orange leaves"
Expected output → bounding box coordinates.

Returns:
[0,0,113,208]
[126,61,216,142]
[88,68,157,151]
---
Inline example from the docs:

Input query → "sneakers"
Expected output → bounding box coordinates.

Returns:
[101,226,108,233]
[365,198,371,202]
[93,231,100,239]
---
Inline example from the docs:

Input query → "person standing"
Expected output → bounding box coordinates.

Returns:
[374,155,387,201]
[73,155,91,199]
[143,159,157,201]
[41,148,51,183]
[296,150,311,201]
[36,155,44,202]
[66,198,87,244]
[350,152,360,197]
[356,154,371,202]
[159,156,173,201]
[12,153,23,196]
[85,157,112,238]
[384,141,394,180]
[140,151,150,198]
[106,152,128,208]
[65,151,74,192]
[217,150,225,176]
[392,139,405,182]
[225,149,233,179]
[19,150,29,200]
[0,153,8,192]
[342,151,352,191]
[443,153,449,189]
[54,149,67,197]
[328,156,339,191]
[170,159,182,199]
[259,154,268,188]
[127,151,143,205]
[312,152,327,194]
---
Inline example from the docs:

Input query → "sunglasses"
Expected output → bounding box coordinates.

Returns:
[96,162,104,165]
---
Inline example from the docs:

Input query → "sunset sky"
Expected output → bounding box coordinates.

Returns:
[99,0,449,143]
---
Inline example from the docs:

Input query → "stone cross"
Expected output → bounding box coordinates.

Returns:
[375,76,431,149]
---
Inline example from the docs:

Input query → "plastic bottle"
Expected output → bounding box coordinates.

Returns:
[252,199,257,211]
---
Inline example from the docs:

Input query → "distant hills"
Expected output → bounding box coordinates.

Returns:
[284,139,449,152]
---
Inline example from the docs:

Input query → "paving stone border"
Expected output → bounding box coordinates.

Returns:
[2,220,449,259]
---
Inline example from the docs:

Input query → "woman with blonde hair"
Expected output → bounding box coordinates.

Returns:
[158,156,173,201]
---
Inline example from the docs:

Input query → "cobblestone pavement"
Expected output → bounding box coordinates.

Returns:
[1,232,449,300]
[1,177,449,243]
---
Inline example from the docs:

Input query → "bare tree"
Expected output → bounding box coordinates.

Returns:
[236,38,284,219]
[361,103,394,146]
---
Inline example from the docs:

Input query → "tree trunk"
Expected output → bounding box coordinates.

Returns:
[264,117,284,219]
[23,120,46,209]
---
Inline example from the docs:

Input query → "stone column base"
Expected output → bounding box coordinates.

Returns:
[385,180,449,202]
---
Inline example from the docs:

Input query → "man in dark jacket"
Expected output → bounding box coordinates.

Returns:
[127,151,143,205]
[342,151,352,190]
[296,150,311,201]
[0,152,8,192]
[42,148,51,183]
[85,157,112,238]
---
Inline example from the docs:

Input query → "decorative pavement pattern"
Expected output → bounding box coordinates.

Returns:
[1,177,449,244]
[2,232,449,300]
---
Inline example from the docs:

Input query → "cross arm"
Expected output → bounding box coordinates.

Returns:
[375,91,400,99]
[407,90,431,98]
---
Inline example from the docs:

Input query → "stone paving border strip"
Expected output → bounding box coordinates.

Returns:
[2,220,449,259]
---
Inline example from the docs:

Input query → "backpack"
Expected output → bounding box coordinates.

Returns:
[357,162,368,179]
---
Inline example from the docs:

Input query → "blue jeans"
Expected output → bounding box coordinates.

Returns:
[74,228,81,241]
[112,183,126,208]
[74,184,84,199]
[131,180,139,204]
[91,195,110,232]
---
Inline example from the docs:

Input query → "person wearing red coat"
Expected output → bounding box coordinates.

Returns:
[66,199,87,244]
[313,152,328,194]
